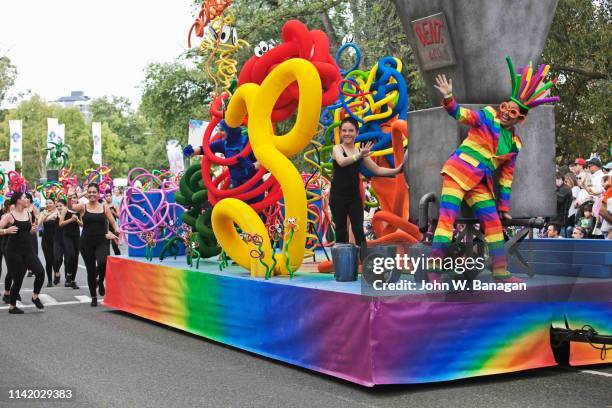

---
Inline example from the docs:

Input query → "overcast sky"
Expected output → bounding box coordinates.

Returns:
[0,0,195,108]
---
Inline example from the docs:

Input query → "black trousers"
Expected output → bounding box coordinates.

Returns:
[80,236,109,298]
[41,236,57,283]
[54,237,65,278]
[63,234,80,282]
[5,249,44,306]
[330,194,365,244]
[110,227,121,256]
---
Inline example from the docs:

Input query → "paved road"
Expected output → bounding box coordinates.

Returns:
[0,245,610,407]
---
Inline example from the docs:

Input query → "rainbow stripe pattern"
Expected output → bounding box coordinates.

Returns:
[441,96,522,212]
[431,176,507,277]
[102,256,581,386]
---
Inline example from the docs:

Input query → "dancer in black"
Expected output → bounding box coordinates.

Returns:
[104,193,121,255]
[39,199,60,286]
[25,195,38,277]
[0,200,10,285]
[75,183,119,306]
[0,192,45,314]
[330,117,403,245]
[54,199,66,284]
[59,193,82,289]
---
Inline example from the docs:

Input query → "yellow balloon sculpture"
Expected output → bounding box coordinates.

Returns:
[211,59,322,277]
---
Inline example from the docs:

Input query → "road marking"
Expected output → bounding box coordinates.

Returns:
[0,296,102,310]
[580,369,612,378]
[38,294,58,305]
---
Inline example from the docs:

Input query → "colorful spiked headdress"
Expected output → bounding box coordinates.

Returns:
[506,56,560,112]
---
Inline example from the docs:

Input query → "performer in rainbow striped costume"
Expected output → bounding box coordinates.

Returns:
[429,56,560,284]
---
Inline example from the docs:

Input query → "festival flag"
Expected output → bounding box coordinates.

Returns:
[47,118,59,151]
[8,120,23,162]
[57,123,65,144]
[92,122,102,165]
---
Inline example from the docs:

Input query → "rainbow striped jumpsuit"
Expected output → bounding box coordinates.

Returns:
[431,96,522,278]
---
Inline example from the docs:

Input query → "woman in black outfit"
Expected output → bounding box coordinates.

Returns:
[104,193,121,255]
[39,199,61,286]
[74,183,119,306]
[0,200,11,285]
[54,199,67,283]
[330,117,404,246]
[59,193,82,289]
[0,192,45,314]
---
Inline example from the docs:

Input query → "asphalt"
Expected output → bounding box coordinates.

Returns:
[0,245,610,408]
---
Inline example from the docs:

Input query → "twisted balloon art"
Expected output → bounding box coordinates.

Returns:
[119,168,184,251]
[212,59,322,277]
[45,142,71,169]
[84,165,113,196]
[238,19,342,122]
[8,171,27,193]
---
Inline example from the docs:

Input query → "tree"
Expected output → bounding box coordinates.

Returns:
[139,60,212,150]
[542,0,610,163]
[0,95,124,184]
[90,96,148,174]
[0,55,17,107]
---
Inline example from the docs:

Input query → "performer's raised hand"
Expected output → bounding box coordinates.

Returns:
[359,141,373,158]
[434,74,452,96]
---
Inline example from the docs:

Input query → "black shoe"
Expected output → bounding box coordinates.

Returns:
[98,281,105,296]
[2,294,9,304]
[32,297,44,310]
[27,271,33,277]
[47,282,53,288]
[65,281,73,287]
[70,281,80,290]
[8,307,24,314]
[53,275,60,285]
[91,297,98,307]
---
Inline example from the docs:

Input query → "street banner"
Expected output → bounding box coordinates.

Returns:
[57,123,65,144]
[8,120,23,162]
[92,122,102,165]
[47,118,59,160]
[188,119,208,147]
[166,139,184,174]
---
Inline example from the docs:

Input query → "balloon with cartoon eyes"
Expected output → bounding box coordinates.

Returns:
[253,40,276,57]
[207,24,238,46]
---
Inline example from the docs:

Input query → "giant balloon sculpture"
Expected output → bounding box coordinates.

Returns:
[211,58,323,277]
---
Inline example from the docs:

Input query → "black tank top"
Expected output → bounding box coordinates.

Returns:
[63,210,81,237]
[331,146,361,198]
[7,213,33,253]
[42,213,58,240]
[82,206,107,239]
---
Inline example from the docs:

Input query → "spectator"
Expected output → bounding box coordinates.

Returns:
[572,226,586,239]
[546,223,563,239]
[564,173,580,236]
[598,175,612,239]
[553,172,572,233]
[573,157,590,184]
[576,204,595,237]
[604,162,612,174]
[112,186,123,209]
[585,157,605,198]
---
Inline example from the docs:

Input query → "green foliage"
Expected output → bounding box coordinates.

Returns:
[0,56,17,106]
[543,0,611,164]
[139,61,213,170]
[0,95,123,184]
[89,96,147,174]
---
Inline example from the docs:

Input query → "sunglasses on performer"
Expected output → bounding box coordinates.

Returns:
[499,102,525,120]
